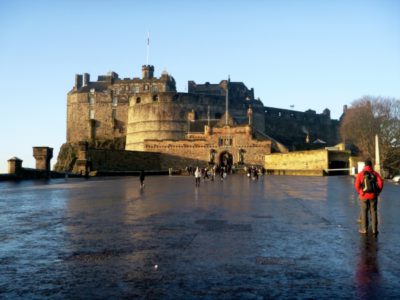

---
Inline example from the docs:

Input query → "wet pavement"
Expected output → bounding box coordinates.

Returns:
[0,175,399,299]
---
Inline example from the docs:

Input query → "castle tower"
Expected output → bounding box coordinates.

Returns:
[33,147,53,172]
[126,93,193,151]
[8,157,23,175]
[142,65,154,79]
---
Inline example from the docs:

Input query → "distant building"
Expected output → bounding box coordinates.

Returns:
[58,65,339,171]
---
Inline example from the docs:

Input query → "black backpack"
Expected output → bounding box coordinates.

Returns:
[362,171,379,193]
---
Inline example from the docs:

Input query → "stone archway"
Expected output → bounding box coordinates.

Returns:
[219,151,233,168]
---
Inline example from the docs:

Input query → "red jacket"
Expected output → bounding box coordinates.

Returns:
[354,166,384,200]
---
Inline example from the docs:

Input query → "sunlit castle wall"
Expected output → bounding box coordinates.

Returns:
[66,72,129,143]
[126,92,188,151]
[125,92,229,151]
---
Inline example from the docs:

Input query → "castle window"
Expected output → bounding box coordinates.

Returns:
[89,96,95,105]
[151,86,158,93]
[153,95,158,102]
[112,97,118,107]
[144,85,149,91]
[89,110,95,120]
[278,112,282,117]
[136,97,141,104]
[133,86,140,93]
[218,137,232,147]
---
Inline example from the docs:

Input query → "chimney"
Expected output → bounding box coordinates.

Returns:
[83,73,90,86]
[75,74,83,89]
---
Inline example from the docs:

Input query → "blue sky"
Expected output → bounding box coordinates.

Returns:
[0,0,399,171]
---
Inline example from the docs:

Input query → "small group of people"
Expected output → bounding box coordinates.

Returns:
[245,166,266,180]
[354,159,384,236]
[193,165,229,187]
[185,166,195,176]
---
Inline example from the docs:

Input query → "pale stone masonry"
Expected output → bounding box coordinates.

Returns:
[60,64,340,171]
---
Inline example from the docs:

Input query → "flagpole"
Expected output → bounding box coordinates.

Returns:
[146,31,150,65]
[225,76,229,125]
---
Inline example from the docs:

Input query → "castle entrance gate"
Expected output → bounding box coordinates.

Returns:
[219,151,233,170]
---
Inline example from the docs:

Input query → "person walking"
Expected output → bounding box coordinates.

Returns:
[139,170,145,188]
[194,166,201,187]
[354,160,383,235]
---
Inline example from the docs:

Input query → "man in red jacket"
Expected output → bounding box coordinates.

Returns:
[354,160,384,235]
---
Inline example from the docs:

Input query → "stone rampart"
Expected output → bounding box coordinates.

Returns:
[87,149,202,172]
[265,149,350,176]
[264,106,339,150]
[266,149,328,170]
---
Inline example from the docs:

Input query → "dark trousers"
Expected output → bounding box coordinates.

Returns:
[359,198,378,233]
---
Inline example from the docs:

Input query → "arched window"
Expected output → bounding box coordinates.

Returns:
[153,95,158,102]
[136,97,141,104]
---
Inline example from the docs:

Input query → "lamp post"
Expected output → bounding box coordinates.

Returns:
[375,134,381,174]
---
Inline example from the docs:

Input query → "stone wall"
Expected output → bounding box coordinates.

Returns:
[265,149,328,173]
[265,149,350,176]
[67,92,128,143]
[87,149,201,171]
[143,125,271,167]
[264,106,339,150]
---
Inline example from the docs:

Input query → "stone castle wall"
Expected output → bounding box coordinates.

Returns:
[126,91,266,151]
[67,67,267,149]
[265,149,350,175]
[67,91,128,143]
[62,65,341,174]
[126,93,193,151]
[143,126,271,166]
[67,66,176,144]
[265,149,329,171]
[87,149,202,171]
[264,107,339,150]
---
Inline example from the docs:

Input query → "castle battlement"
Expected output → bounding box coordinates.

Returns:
[65,64,339,156]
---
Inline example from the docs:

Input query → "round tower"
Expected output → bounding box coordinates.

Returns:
[126,93,189,151]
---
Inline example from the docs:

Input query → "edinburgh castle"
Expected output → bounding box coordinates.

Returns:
[55,65,340,173]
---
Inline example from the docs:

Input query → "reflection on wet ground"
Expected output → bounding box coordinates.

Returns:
[0,175,399,298]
